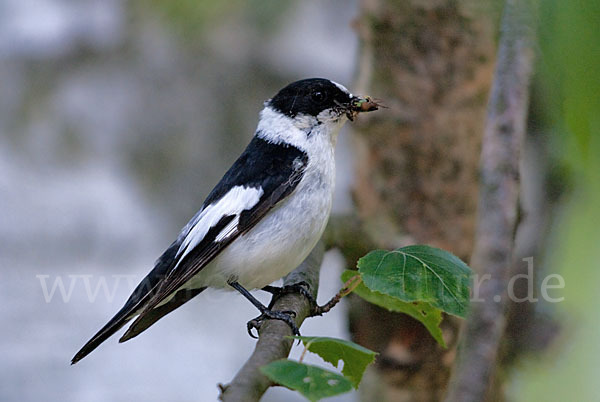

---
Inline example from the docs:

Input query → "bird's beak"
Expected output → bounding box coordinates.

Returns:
[346,95,380,121]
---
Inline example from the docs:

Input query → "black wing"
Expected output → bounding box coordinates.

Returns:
[124,135,308,329]
[72,135,307,362]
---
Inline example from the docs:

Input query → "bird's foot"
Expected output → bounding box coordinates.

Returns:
[246,309,299,339]
[262,281,319,314]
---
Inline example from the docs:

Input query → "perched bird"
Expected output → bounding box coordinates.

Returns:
[71,78,378,364]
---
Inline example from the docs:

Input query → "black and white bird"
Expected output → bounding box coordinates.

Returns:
[71,78,378,364]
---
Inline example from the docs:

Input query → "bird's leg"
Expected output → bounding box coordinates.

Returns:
[261,281,318,312]
[228,280,300,338]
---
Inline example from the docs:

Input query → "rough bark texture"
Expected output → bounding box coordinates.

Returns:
[444,0,537,400]
[348,0,496,400]
[219,243,324,402]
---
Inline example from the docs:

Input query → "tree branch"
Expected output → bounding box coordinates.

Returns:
[219,242,325,402]
[445,1,537,401]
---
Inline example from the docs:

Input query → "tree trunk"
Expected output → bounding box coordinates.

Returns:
[348,1,496,400]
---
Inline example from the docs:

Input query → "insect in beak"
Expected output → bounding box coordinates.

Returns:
[346,96,382,121]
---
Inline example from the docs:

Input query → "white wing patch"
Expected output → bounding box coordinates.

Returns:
[174,186,263,268]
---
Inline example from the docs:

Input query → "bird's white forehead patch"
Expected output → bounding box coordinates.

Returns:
[330,80,353,97]
[174,186,263,265]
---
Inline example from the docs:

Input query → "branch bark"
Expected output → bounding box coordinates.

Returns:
[445,1,537,401]
[219,242,324,402]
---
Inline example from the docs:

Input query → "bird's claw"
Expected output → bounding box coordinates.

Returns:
[246,309,300,339]
[262,281,319,315]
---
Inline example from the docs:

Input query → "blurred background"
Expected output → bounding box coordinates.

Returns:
[0,1,358,401]
[0,0,598,401]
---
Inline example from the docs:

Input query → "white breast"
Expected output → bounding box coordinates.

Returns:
[192,123,339,290]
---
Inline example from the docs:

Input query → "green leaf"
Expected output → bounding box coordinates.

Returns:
[260,359,353,402]
[341,270,446,347]
[292,336,377,388]
[357,245,472,318]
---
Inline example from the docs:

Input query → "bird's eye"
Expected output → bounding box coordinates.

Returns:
[311,91,326,103]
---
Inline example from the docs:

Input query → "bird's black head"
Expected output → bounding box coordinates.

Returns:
[267,78,355,119]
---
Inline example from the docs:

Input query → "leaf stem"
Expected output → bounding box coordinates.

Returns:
[314,274,362,315]
[298,344,309,363]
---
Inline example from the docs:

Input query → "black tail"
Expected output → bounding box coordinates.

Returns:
[71,286,206,364]
[71,240,183,364]
[119,287,206,342]
[71,309,133,364]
